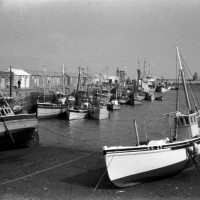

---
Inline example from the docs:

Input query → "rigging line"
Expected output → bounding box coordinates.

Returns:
[181,54,200,106]
[182,64,199,109]
[186,148,200,174]
[0,151,95,186]
[89,146,120,199]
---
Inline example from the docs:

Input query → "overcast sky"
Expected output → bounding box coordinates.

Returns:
[0,0,200,78]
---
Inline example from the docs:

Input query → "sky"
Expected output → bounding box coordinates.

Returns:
[0,0,200,79]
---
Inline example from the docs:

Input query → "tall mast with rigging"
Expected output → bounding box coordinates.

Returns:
[176,46,192,113]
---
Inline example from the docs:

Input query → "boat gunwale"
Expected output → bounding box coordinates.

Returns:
[103,136,200,155]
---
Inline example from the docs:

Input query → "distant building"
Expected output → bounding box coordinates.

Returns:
[0,70,14,89]
[116,68,126,82]
[109,76,119,84]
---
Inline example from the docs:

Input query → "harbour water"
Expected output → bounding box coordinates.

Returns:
[1,88,200,200]
[38,90,178,151]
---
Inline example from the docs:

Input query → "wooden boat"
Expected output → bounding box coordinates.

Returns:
[37,102,67,119]
[89,105,110,120]
[67,67,90,120]
[37,65,67,119]
[89,86,110,120]
[37,92,67,119]
[0,91,39,149]
[102,47,200,187]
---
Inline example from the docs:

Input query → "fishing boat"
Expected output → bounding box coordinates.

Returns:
[102,47,200,187]
[37,65,68,119]
[37,102,67,119]
[89,104,110,120]
[66,67,90,120]
[37,92,67,119]
[89,86,110,120]
[0,91,39,149]
[107,87,121,110]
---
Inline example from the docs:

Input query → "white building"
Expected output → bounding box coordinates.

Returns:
[6,69,30,88]
[108,76,119,84]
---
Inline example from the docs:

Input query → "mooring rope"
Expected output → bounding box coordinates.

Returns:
[0,151,95,186]
[90,146,119,199]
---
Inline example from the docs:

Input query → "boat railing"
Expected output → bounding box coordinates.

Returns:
[0,106,14,116]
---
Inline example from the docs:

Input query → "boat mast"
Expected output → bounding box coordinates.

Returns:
[176,46,192,112]
[62,63,65,93]
[43,65,46,103]
[9,65,12,97]
[75,67,81,106]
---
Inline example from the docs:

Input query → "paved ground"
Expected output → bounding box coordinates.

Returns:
[0,145,200,200]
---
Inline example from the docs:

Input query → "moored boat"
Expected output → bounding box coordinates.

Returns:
[89,105,110,120]
[102,47,200,187]
[67,67,90,120]
[37,102,67,119]
[0,91,39,149]
[37,92,67,119]
[107,100,120,110]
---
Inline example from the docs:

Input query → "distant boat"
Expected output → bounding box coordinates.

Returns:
[89,104,110,120]
[37,65,68,119]
[156,85,168,93]
[107,87,121,110]
[89,86,110,120]
[118,96,129,104]
[0,91,39,149]
[107,100,120,110]
[102,47,200,187]
[145,92,155,101]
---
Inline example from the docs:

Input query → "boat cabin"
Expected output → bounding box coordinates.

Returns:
[175,112,200,140]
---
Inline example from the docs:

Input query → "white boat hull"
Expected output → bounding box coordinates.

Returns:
[67,109,88,120]
[103,137,200,187]
[37,103,67,119]
[89,107,110,120]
